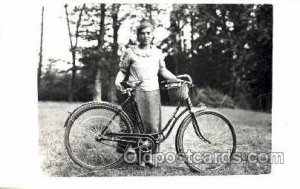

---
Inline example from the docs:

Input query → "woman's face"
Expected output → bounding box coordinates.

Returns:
[137,27,153,46]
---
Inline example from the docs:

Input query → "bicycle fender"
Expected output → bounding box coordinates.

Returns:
[63,101,123,127]
[175,112,193,153]
[175,109,206,153]
[175,109,234,153]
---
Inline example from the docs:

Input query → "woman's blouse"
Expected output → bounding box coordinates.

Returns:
[119,45,167,91]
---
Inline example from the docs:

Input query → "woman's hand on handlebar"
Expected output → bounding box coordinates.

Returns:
[115,81,134,94]
[161,74,194,87]
[115,82,128,94]
[176,78,185,83]
[177,74,193,83]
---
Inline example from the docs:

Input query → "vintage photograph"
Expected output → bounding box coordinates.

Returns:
[38,3,273,176]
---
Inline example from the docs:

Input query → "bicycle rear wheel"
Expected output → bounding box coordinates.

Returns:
[176,110,236,174]
[64,102,133,170]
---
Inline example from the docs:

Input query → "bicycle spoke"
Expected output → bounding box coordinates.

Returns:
[65,103,132,169]
[176,110,236,173]
[97,141,117,149]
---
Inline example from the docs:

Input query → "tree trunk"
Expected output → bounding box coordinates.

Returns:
[37,6,44,90]
[107,77,117,103]
[112,4,120,55]
[170,11,183,75]
[65,4,74,101]
[190,11,195,56]
[107,4,120,103]
[94,68,102,101]
[69,51,76,102]
[146,4,153,20]
[64,4,85,102]
[93,4,106,101]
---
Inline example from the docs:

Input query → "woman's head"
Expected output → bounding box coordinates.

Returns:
[136,20,155,46]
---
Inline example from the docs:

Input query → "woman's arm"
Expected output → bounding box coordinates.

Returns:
[115,71,126,90]
[158,52,181,82]
[159,68,179,82]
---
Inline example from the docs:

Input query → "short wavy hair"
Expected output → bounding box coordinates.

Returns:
[136,19,155,36]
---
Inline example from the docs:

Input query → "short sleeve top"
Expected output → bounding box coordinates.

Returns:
[119,45,167,91]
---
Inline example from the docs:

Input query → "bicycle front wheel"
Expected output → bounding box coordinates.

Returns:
[64,102,133,170]
[176,110,236,174]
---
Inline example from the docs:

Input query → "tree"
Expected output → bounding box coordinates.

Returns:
[107,4,132,103]
[49,3,272,111]
[78,4,142,102]
[64,3,86,102]
[246,5,272,111]
[37,6,44,90]
[91,4,107,101]
[163,4,272,110]
[166,4,190,74]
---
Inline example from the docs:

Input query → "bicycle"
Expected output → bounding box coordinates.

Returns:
[64,74,236,173]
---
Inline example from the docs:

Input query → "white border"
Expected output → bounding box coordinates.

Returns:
[0,0,300,188]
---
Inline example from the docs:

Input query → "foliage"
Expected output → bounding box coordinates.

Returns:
[190,86,235,108]
[39,4,272,112]
[38,66,70,101]
[162,4,272,111]
[38,64,93,101]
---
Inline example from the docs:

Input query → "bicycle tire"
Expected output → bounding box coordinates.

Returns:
[64,101,133,170]
[175,110,236,174]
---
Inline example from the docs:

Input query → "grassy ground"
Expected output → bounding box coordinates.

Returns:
[39,101,271,177]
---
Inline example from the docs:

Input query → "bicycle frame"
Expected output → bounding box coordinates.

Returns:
[65,75,236,172]
[118,92,204,145]
[120,94,146,134]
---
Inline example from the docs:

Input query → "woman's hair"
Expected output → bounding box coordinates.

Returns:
[136,19,155,36]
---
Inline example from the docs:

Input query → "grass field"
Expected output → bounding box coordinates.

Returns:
[39,101,271,177]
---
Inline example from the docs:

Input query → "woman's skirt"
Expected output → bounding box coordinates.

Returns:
[134,89,161,134]
[117,89,161,154]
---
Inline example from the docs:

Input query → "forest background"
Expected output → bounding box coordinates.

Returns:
[37,4,272,112]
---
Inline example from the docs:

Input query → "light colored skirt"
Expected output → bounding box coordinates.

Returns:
[118,89,161,153]
[135,89,161,134]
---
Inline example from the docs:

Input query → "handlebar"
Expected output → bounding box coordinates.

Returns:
[118,74,194,94]
[161,74,194,88]
[177,74,193,83]
[161,80,194,88]
[119,87,134,95]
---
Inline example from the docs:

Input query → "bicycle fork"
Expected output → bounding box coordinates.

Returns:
[186,98,211,144]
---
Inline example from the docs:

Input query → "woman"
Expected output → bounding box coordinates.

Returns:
[115,20,180,167]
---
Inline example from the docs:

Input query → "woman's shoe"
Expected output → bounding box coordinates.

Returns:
[138,161,146,168]
[145,153,157,168]
[145,161,156,168]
